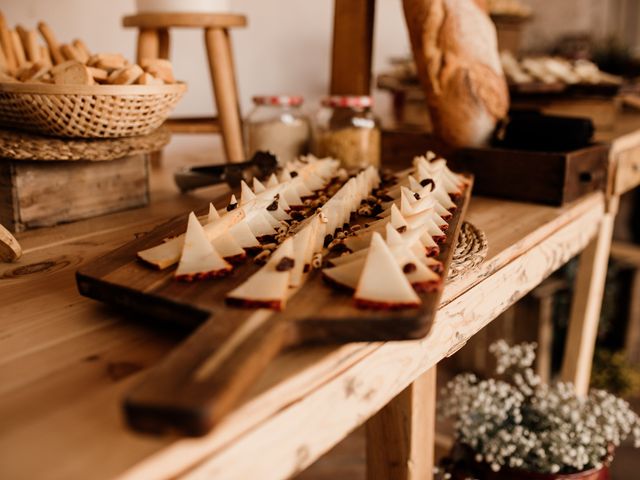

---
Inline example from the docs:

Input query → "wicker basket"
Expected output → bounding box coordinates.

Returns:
[0,82,186,138]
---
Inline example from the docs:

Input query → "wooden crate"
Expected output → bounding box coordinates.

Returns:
[380,129,608,206]
[0,154,149,232]
[455,144,609,206]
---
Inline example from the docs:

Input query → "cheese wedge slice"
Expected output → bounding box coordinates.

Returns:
[228,221,260,248]
[253,177,266,193]
[267,173,280,188]
[137,236,184,269]
[212,231,246,262]
[227,237,294,310]
[323,255,366,290]
[281,184,304,206]
[208,203,220,223]
[245,210,278,237]
[175,212,232,280]
[354,233,421,309]
[240,181,256,205]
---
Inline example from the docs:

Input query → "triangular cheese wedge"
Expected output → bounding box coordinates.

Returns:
[226,237,294,310]
[354,233,421,309]
[267,173,280,188]
[245,210,277,237]
[208,203,220,223]
[281,184,304,206]
[253,177,266,193]
[228,221,260,248]
[175,212,232,280]
[389,245,440,293]
[212,231,246,262]
[138,235,184,269]
[241,181,256,205]
[322,255,366,290]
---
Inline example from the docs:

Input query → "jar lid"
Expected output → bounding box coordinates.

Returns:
[321,95,373,109]
[252,95,304,107]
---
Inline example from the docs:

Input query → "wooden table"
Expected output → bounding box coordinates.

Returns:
[0,133,612,480]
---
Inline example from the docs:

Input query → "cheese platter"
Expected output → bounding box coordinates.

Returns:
[76,153,472,436]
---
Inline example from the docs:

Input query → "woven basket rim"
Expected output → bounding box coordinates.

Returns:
[0,81,187,96]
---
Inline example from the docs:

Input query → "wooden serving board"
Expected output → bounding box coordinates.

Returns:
[76,174,472,436]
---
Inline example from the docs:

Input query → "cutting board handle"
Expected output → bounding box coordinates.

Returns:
[124,311,294,436]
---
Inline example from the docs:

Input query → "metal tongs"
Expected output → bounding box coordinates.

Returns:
[174,151,278,192]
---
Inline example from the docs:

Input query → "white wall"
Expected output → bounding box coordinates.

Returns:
[2,0,411,117]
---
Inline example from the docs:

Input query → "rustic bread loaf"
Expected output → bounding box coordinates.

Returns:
[402,0,509,147]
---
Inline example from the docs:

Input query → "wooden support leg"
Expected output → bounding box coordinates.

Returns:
[366,367,436,480]
[625,268,640,364]
[136,28,160,63]
[158,28,170,60]
[330,0,376,95]
[204,27,245,163]
[561,204,617,395]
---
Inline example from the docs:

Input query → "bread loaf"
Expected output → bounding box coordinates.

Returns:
[402,0,509,147]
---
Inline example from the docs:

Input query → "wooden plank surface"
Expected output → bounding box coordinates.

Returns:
[0,133,606,480]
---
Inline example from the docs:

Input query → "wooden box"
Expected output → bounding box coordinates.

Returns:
[454,144,609,206]
[0,154,149,232]
[380,129,608,206]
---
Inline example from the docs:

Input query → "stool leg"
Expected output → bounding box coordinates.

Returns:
[366,366,436,480]
[158,28,170,60]
[204,27,244,163]
[137,28,160,63]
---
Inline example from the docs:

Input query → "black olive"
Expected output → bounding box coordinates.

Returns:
[275,257,295,272]
[266,200,279,211]
[403,263,417,273]
[397,225,407,233]
[227,202,238,211]
[420,178,435,191]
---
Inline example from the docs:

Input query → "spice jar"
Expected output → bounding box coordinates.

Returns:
[314,95,381,170]
[245,95,311,166]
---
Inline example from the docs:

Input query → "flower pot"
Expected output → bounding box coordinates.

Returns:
[135,0,231,13]
[483,465,609,480]
[445,444,611,480]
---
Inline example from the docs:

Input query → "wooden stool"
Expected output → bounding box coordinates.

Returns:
[123,13,247,163]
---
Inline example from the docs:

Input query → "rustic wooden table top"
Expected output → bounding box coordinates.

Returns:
[0,134,608,480]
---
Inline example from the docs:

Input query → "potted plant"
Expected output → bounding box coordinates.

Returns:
[439,341,640,479]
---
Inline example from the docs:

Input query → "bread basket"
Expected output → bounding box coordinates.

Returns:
[0,82,187,138]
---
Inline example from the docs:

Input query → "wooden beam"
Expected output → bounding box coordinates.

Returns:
[330,0,376,95]
[561,205,616,395]
[366,367,436,480]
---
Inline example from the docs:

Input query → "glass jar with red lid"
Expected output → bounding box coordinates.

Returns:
[245,95,311,166]
[313,95,380,170]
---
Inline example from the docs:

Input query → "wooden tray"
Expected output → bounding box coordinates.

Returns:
[76,173,472,436]
[455,144,608,206]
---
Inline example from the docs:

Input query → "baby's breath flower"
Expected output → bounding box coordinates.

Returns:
[439,341,640,474]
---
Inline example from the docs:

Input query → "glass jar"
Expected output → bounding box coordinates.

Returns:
[245,95,311,166]
[314,95,381,170]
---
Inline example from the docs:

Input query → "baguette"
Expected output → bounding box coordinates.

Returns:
[10,30,27,67]
[0,12,16,71]
[37,21,64,64]
[71,38,90,63]
[402,0,509,147]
